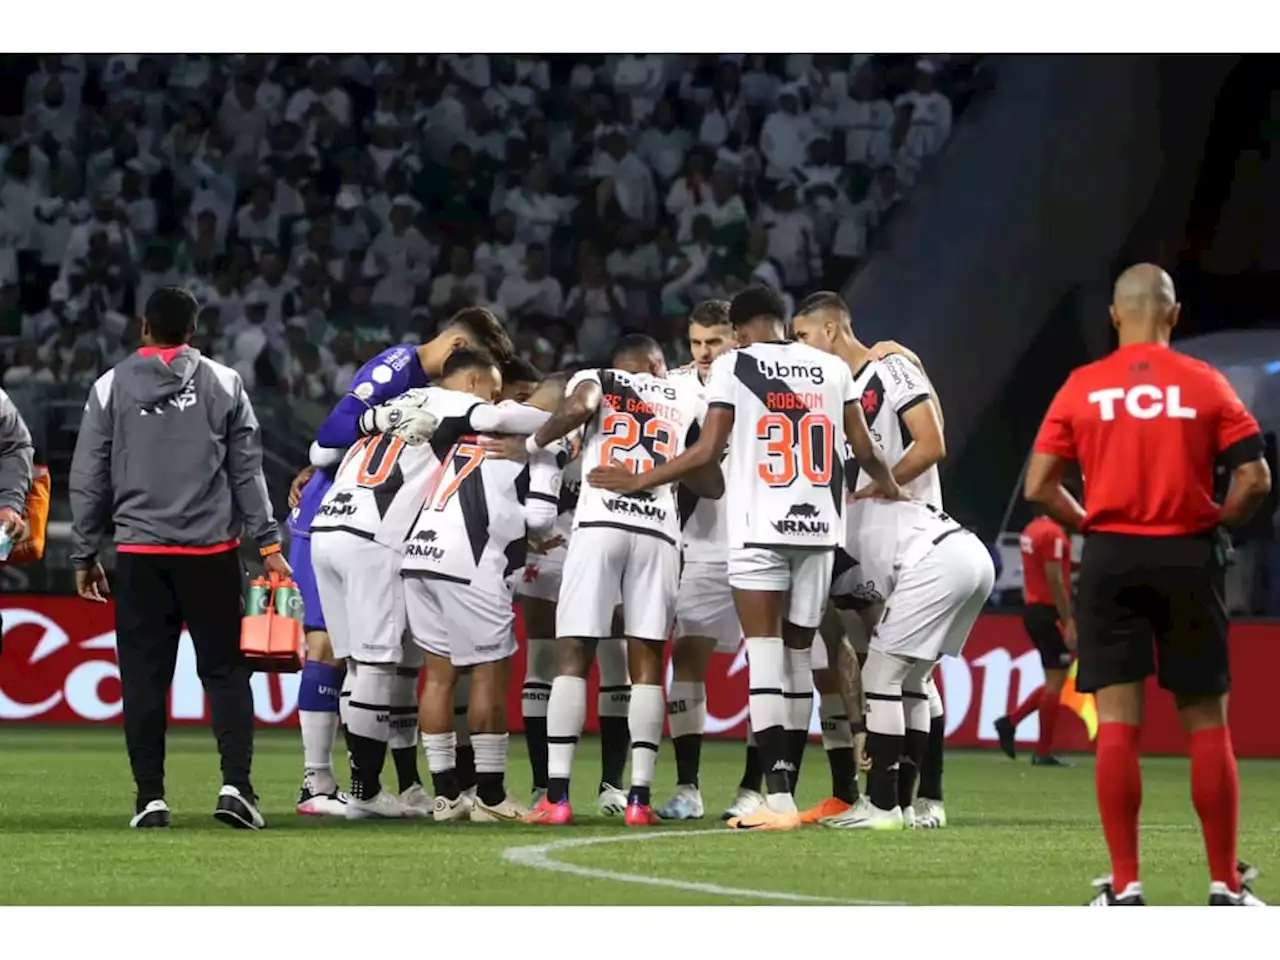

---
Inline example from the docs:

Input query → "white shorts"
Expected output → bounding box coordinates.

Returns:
[727,546,835,630]
[312,532,415,666]
[404,574,517,666]
[557,527,679,641]
[515,544,566,602]
[871,531,995,662]
[675,560,741,654]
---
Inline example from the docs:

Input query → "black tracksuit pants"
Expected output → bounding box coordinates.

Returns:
[113,549,254,804]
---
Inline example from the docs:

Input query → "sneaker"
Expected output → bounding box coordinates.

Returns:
[471,794,530,823]
[432,792,474,822]
[296,781,348,817]
[914,797,947,828]
[624,802,662,826]
[398,784,433,818]
[1031,753,1073,768]
[345,789,413,820]
[721,787,766,822]
[1209,882,1266,905]
[727,805,802,831]
[994,716,1017,759]
[799,796,852,825]
[903,805,917,829]
[1087,877,1145,905]
[657,785,705,820]
[820,796,904,830]
[530,786,548,809]
[213,785,265,830]
[597,782,628,817]
[522,796,573,825]
[129,799,170,829]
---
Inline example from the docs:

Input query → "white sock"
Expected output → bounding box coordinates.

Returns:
[667,680,707,740]
[547,675,588,781]
[422,731,456,774]
[388,668,419,751]
[300,712,339,776]
[783,645,813,734]
[927,674,945,719]
[596,636,631,721]
[338,666,354,727]
[473,732,508,776]
[628,683,665,790]
[745,637,795,814]
[346,663,394,743]
[863,650,908,738]
[820,693,854,751]
[522,638,555,719]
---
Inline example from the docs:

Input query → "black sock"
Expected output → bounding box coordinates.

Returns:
[392,746,421,793]
[599,715,629,788]
[866,730,903,810]
[525,716,549,789]
[136,781,164,810]
[900,728,928,808]
[755,725,794,796]
[456,745,477,793]
[431,767,461,801]
[477,771,505,806]
[789,729,808,792]
[827,748,857,803]
[547,777,571,804]
[918,715,945,801]
[628,784,651,806]
[344,730,387,801]
[673,734,701,788]
[740,744,764,792]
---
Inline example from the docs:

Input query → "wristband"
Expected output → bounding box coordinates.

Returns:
[260,543,282,558]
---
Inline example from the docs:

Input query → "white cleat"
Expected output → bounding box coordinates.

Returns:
[296,773,349,817]
[345,790,414,820]
[657,785,705,820]
[821,796,905,830]
[432,792,474,822]
[398,784,433,818]
[721,788,765,821]
[471,794,530,822]
[914,797,947,828]
[597,782,628,817]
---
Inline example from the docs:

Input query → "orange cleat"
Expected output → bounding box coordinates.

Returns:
[727,806,802,831]
[800,797,853,824]
[624,802,662,826]
[522,796,573,825]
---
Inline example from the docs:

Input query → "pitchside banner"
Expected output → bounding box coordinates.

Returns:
[2,596,1278,756]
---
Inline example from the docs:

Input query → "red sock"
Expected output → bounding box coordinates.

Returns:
[1189,725,1240,893]
[1096,722,1142,892]
[1035,687,1060,757]
[1009,685,1045,726]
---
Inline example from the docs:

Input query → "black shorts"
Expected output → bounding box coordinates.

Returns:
[1022,604,1071,670]
[1075,532,1229,697]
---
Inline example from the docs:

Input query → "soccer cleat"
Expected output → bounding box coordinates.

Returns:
[432,792,474,822]
[345,789,414,820]
[522,796,574,825]
[994,716,1017,759]
[1087,877,1145,905]
[1209,882,1266,905]
[129,799,170,829]
[624,802,662,826]
[1031,753,1073,767]
[471,794,530,823]
[213,785,266,830]
[721,787,766,821]
[913,797,947,828]
[398,784,433,818]
[727,806,802,831]
[799,796,853,824]
[821,797,904,830]
[657,785,705,820]
[296,781,349,817]
[597,782,628,817]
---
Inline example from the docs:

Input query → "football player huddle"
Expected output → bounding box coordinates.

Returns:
[285,288,994,829]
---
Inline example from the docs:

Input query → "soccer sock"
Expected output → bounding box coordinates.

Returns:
[899,686,931,811]
[1009,684,1045,728]
[668,680,706,788]
[338,667,354,727]
[597,637,631,789]
[820,692,858,803]
[746,636,795,812]
[1095,722,1143,892]
[628,683,665,806]
[389,667,422,792]
[917,679,946,802]
[1189,725,1240,893]
[422,731,460,801]
[783,645,813,791]
[345,663,395,800]
[863,650,908,811]
[522,637,555,790]
[546,675,588,804]
[298,660,344,792]
[1035,687,1061,758]
[453,676,476,793]
[740,728,764,793]
[473,732,510,807]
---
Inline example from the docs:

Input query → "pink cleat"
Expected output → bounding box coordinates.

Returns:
[522,796,573,825]
[624,802,662,826]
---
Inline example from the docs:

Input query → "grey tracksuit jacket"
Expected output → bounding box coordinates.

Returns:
[0,389,34,518]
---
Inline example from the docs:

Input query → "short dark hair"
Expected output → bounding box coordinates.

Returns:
[728,285,786,327]
[689,299,731,328]
[613,333,664,367]
[441,346,499,380]
[501,355,542,386]
[795,290,849,318]
[143,286,199,346]
[443,306,514,364]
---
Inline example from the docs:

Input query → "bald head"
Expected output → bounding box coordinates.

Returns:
[1110,263,1180,345]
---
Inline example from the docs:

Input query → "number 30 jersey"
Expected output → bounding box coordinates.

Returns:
[568,367,701,546]
[705,342,857,550]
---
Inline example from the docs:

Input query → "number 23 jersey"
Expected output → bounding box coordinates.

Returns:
[568,367,701,546]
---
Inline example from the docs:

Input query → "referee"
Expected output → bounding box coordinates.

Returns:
[69,286,290,831]
[1026,264,1271,906]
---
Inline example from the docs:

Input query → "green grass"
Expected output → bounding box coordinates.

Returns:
[0,727,1276,905]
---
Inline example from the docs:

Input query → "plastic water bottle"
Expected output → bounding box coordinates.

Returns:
[0,528,13,563]
[245,577,272,616]
[272,580,304,622]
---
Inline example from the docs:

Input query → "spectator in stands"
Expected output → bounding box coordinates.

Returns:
[565,251,627,361]
[896,60,953,168]
[763,180,821,295]
[607,218,661,320]
[496,241,564,331]
[760,85,816,181]
[4,340,56,387]
[636,99,691,185]
[474,209,526,294]
[430,245,487,314]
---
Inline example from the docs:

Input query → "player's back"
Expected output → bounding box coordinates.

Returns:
[852,499,963,592]
[707,341,853,551]
[850,354,942,508]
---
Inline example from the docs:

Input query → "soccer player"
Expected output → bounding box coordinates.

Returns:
[519,335,707,826]
[590,285,902,830]
[288,307,512,816]
[994,508,1076,765]
[791,293,950,826]
[1026,264,1269,906]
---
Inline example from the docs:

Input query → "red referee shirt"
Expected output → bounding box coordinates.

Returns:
[1033,342,1262,536]
[1021,515,1071,605]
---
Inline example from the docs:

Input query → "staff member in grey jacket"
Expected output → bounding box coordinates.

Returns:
[70,286,290,831]
[0,389,35,656]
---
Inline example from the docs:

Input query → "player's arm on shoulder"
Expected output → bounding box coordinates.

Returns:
[677,416,725,500]
[1026,378,1086,528]
[469,401,551,436]
[316,348,416,447]
[882,356,946,485]
[530,373,601,450]
[523,444,565,535]
[843,398,902,499]
[1212,369,1271,526]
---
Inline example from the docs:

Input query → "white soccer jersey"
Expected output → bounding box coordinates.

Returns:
[568,367,701,546]
[668,365,728,563]
[704,342,857,550]
[836,500,963,602]
[849,353,942,508]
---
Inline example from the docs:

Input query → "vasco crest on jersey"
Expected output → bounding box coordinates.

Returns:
[771,501,831,536]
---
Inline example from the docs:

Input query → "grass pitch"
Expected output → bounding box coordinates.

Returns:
[0,728,1276,905]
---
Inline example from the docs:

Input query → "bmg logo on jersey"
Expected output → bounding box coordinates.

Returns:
[405,528,444,561]
[756,358,826,384]
[1087,385,1196,421]
[772,502,830,536]
[317,491,356,518]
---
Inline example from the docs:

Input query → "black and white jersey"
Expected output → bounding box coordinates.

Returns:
[669,365,727,563]
[848,353,941,508]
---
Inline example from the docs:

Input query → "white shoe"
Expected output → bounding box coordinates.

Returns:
[398,784,433,818]
[721,788,765,821]
[821,796,904,830]
[214,785,266,830]
[433,792,474,822]
[297,773,348,817]
[902,805,917,829]
[129,799,170,829]
[345,790,413,820]
[471,794,530,822]
[1210,881,1266,906]
[530,786,547,809]
[914,797,947,828]
[597,782,628,816]
[657,785,705,820]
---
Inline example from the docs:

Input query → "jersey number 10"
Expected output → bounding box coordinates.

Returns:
[757,412,834,487]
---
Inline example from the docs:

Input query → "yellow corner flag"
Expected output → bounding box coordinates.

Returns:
[1059,661,1098,741]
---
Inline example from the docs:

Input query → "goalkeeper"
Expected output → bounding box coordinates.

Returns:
[285,308,513,818]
